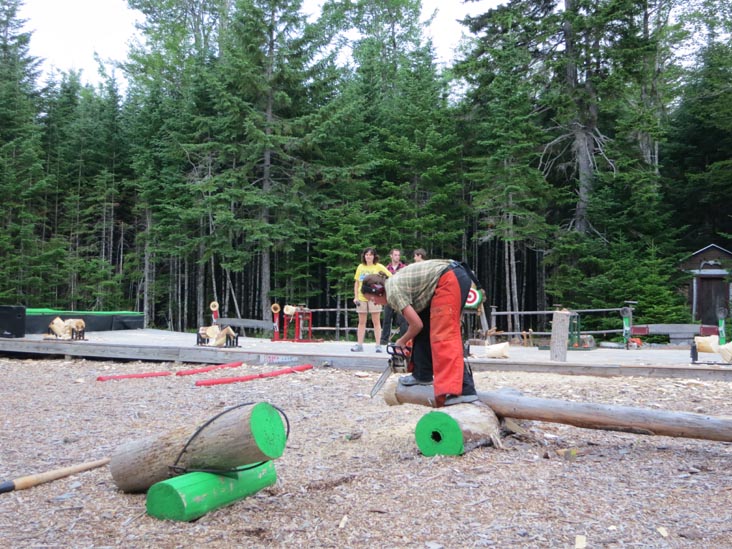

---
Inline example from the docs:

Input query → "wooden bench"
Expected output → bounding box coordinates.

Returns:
[630,324,718,344]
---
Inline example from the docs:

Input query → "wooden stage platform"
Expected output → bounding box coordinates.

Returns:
[2,329,732,381]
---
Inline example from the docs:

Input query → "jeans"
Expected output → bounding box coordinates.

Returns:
[380,304,408,345]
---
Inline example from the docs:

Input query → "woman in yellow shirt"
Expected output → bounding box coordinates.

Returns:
[352,247,391,352]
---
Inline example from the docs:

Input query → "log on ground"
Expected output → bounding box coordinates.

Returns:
[110,402,286,493]
[146,461,276,522]
[415,403,501,456]
[384,381,732,443]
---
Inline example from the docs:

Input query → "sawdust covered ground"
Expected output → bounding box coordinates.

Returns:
[2,356,732,548]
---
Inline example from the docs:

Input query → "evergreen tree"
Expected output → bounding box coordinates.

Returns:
[456,0,559,327]
[664,41,732,249]
[0,0,46,304]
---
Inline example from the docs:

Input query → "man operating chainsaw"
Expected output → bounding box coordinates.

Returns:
[361,259,479,407]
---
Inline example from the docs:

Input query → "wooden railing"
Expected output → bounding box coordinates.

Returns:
[227,305,636,343]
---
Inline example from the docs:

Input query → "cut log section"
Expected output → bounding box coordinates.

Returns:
[110,402,286,493]
[385,382,732,443]
[146,461,276,522]
[415,404,501,456]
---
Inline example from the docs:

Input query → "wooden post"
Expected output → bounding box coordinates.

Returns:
[489,306,497,344]
[146,461,276,522]
[384,381,732,443]
[110,402,286,493]
[550,308,571,362]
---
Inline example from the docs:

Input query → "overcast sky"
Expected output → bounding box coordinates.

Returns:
[19,0,492,87]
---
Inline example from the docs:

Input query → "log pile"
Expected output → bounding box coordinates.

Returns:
[110,401,286,493]
[109,401,287,521]
[45,316,86,340]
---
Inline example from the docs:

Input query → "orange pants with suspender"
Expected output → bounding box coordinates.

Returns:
[411,264,476,406]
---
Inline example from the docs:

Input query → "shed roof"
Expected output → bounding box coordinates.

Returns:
[680,244,732,272]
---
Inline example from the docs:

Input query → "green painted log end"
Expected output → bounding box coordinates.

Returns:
[414,412,465,457]
[251,402,287,459]
[415,411,464,456]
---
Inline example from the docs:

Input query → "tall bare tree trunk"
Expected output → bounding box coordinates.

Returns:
[573,128,595,233]
[259,8,276,321]
[143,208,153,328]
[503,234,512,334]
[508,203,521,333]
[183,257,189,331]
[563,0,597,235]
[197,239,205,328]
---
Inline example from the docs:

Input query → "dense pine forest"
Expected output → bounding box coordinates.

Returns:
[1,0,731,333]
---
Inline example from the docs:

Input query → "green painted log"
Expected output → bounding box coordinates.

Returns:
[415,405,501,456]
[146,461,276,522]
[111,402,286,492]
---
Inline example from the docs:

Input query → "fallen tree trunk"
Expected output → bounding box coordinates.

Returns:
[383,379,732,442]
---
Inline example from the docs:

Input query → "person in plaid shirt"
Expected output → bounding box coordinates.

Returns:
[360,259,479,406]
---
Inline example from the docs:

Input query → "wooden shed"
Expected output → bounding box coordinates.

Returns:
[680,244,732,325]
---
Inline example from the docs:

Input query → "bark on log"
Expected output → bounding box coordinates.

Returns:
[384,382,732,443]
[110,402,286,493]
[415,404,502,456]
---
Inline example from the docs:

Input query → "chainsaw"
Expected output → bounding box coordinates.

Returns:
[370,343,412,398]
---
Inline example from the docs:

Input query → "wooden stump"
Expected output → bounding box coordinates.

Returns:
[110,402,286,493]
[146,461,276,522]
[415,404,502,456]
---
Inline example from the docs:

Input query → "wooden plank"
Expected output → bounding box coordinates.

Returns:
[217,318,274,331]
[4,331,732,381]
[646,324,701,335]
[0,335,386,370]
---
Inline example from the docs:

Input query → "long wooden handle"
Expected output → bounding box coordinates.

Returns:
[0,457,110,494]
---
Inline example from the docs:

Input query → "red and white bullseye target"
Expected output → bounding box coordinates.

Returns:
[465,286,483,308]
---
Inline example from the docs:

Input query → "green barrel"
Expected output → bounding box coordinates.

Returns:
[414,411,465,456]
[146,461,276,522]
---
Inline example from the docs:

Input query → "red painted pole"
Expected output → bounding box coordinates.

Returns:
[175,361,244,376]
[195,364,313,387]
[97,371,172,381]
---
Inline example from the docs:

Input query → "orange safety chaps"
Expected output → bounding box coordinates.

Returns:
[411,266,475,406]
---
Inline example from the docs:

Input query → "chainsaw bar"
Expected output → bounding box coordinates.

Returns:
[370,364,393,398]
[369,343,411,398]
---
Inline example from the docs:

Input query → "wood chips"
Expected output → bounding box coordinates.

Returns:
[1,356,732,547]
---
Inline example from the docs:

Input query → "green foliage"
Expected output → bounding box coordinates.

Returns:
[547,234,690,328]
[2,0,731,335]
[663,41,732,249]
